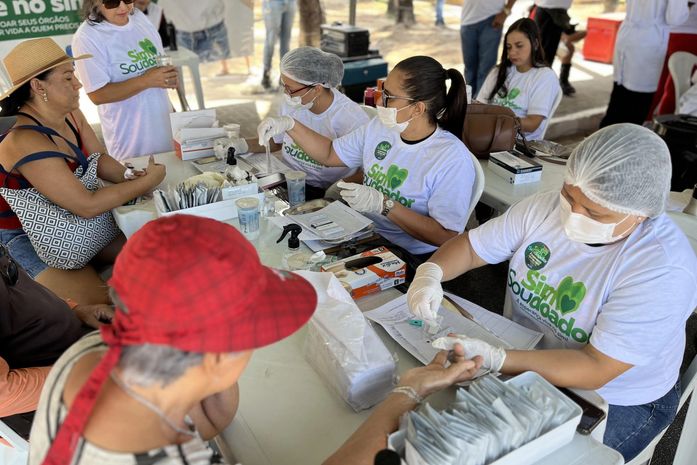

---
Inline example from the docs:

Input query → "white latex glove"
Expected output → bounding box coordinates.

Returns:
[257,116,295,146]
[324,179,343,201]
[432,335,507,373]
[407,262,444,321]
[337,181,384,213]
[228,137,249,155]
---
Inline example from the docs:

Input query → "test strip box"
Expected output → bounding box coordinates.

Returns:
[489,151,543,184]
[321,247,406,299]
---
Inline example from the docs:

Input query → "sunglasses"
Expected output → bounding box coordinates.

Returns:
[0,245,18,286]
[103,0,135,9]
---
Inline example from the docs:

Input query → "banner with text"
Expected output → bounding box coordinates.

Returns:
[0,0,83,41]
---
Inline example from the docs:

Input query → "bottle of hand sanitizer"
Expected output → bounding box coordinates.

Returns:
[277,224,303,270]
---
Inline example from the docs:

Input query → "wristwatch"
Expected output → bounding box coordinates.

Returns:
[502,6,512,15]
[382,197,395,216]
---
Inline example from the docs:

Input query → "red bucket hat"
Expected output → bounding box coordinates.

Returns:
[41,214,317,465]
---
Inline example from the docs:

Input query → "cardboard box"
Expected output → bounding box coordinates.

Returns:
[489,151,543,185]
[170,109,226,160]
[321,247,406,299]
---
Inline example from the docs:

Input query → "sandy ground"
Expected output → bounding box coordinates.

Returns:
[80,0,617,135]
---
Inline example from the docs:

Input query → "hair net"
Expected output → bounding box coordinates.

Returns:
[564,123,671,218]
[280,47,344,88]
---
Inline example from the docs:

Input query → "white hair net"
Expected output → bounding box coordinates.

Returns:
[564,124,671,218]
[280,47,344,88]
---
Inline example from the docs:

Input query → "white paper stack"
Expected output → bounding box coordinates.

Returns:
[170,109,226,160]
[297,271,397,411]
[388,372,582,465]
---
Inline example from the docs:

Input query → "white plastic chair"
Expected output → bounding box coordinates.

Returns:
[359,104,377,119]
[668,52,697,107]
[539,87,563,140]
[467,151,485,220]
[626,348,697,465]
[0,419,28,465]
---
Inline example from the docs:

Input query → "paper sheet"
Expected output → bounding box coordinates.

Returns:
[364,294,542,366]
[267,214,373,252]
[289,201,373,241]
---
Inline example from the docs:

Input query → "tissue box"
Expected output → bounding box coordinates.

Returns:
[170,109,226,160]
[321,247,406,299]
[298,271,397,412]
[489,151,543,185]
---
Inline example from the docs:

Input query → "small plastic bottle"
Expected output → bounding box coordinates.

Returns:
[277,224,304,270]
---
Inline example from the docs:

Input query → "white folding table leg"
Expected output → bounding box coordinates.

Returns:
[673,395,697,465]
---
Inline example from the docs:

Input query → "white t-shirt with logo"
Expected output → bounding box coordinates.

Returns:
[273,89,369,189]
[477,66,560,141]
[72,10,173,160]
[461,0,505,26]
[469,191,697,406]
[333,120,476,255]
[535,0,573,9]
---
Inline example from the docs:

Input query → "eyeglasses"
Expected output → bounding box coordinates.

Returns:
[0,245,18,286]
[282,82,315,96]
[103,0,135,9]
[381,89,416,107]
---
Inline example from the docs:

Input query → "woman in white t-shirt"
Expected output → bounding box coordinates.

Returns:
[407,124,697,462]
[72,0,177,160]
[257,56,476,260]
[229,47,370,199]
[477,18,561,141]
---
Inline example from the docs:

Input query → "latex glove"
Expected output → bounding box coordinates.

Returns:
[228,137,249,155]
[407,262,444,321]
[337,181,384,213]
[257,116,294,146]
[432,335,507,373]
[324,179,343,201]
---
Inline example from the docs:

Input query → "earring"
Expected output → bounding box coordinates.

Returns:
[41,92,48,103]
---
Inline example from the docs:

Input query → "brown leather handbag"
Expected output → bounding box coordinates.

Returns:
[462,103,521,159]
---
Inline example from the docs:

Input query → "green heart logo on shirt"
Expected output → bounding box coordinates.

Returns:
[139,38,157,56]
[508,88,521,99]
[386,164,408,190]
[555,276,586,314]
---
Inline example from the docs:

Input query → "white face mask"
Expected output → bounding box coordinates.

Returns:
[559,193,637,244]
[376,103,415,133]
[283,87,317,110]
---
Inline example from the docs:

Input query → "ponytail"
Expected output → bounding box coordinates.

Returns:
[440,68,467,137]
[393,56,468,138]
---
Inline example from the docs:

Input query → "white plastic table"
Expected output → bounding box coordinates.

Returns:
[117,152,623,465]
[479,157,567,213]
[169,47,205,110]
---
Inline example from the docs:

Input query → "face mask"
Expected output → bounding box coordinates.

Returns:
[559,193,636,244]
[376,103,415,133]
[283,88,316,110]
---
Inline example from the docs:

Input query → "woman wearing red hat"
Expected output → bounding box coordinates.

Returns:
[28,215,481,465]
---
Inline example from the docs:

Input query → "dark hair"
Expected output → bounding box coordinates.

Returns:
[82,0,135,24]
[0,69,53,117]
[393,56,468,138]
[488,18,547,101]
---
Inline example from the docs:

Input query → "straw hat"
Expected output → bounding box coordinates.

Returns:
[0,38,91,100]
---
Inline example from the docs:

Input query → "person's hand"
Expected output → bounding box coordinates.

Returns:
[397,347,483,399]
[337,181,384,213]
[74,304,114,329]
[143,65,178,89]
[257,116,295,146]
[123,162,146,180]
[492,10,508,28]
[432,335,507,372]
[144,155,166,187]
[407,262,444,321]
[228,137,249,155]
[324,179,344,201]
